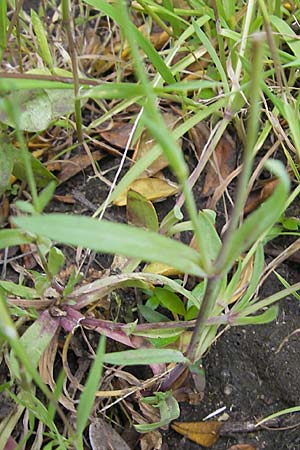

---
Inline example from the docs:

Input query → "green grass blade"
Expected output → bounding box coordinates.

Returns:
[13,214,206,277]
[82,82,145,100]
[77,336,105,436]
[270,15,300,57]
[256,406,300,426]
[31,9,54,69]
[192,20,229,94]
[233,305,278,325]
[0,77,76,90]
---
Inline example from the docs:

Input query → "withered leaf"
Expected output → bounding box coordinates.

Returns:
[100,122,134,149]
[140,430,162,450]
[57,150,103,184]
[203,129,236,197]
[89,418,131,450]
[113,177,178,206]
[244,178,279,214]
[171,420,222,448]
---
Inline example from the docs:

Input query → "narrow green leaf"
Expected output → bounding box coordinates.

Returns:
[154,287,186,315]
[192,21,229,93]
[133,327,182,339]
[149,335,181,348]
[233,305,278,325]
[31,9,54,69]
[257,406,300,426]
[270,15,300,57]
[198,210,221,262]
[159,80,222,93]
[103,348,188,365]
[38,181,57,212]
[0,281,38,299]
[48,247,65,276]
[15,200,36,214]
[13,214,206,277]
[83,82,145,100]
[0,77,76,90]
[0,228,33,249]
[77,336,105,435]
[0,1,7,52]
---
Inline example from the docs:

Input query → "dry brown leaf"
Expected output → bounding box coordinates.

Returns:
[0,196,9,225]
[244,178,279,214]
[140,431,162,450]
[53,194,75,204]
[113,177,178,206]
[203,130,236,197]
[57,150,103,184]
[89,419,131,450]
[133,112,181,176]
[228,445,257,450]
[171,421,222,448]
[100,122,134,149]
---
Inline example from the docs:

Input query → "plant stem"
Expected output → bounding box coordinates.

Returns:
[186,276,223,363]
[61,0,83,144]
[215,34,265,275]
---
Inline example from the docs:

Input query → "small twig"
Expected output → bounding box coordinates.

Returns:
[220,418,282,435]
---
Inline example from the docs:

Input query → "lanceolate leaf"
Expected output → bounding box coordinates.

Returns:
[0,228,33,249]
[233,305,279,325]
[103,348,188,365]
[13,214,206,277]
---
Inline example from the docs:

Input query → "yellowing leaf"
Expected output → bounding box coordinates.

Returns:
[113,177,178,206]
[171,421,222,448]
[127,190,159,231]
[143,262,182,276]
